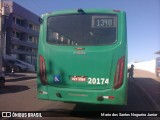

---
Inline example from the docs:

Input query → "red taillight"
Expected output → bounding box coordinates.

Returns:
[114,56,125,89]
[108,96,115,99]
[39,55,47,85]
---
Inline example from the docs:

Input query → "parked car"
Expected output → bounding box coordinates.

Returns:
[3,59,35,72]
[0,71,5,88]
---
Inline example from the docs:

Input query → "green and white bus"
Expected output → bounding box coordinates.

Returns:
[37,9,128,105]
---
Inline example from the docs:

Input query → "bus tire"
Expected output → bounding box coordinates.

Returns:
[0,77,5,88]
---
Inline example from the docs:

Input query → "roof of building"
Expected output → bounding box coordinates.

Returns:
[155,50,160,54]
[13,2,40,24]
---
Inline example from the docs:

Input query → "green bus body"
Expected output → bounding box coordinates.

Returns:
[37,9,128,105]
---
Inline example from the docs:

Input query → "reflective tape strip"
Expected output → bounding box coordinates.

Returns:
[103,96,109,99]
[39,91,48,94]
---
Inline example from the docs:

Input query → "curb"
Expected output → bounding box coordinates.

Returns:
[5,73,37,81]
[132,80,160,111]
[5,76,37,81]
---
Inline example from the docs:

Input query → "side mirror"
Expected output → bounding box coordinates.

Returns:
[39,17,43,24]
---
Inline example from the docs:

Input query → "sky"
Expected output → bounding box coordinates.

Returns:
[13,0,160,63]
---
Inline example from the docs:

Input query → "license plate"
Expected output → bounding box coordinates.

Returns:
[71,76,86,82]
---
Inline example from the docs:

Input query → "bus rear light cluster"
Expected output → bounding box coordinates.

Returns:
[97,96,115,101]
[108,96,115,99]
[114,56,125,89]
[103,96,115,100]
[39,55,47,85]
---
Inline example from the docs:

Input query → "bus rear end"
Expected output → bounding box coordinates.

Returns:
[37,9,128,105]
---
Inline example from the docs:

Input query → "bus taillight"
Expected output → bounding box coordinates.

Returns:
[39,55,47,85]
[114,56,125,89]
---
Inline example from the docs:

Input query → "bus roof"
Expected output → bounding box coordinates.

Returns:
[42,9,126,17]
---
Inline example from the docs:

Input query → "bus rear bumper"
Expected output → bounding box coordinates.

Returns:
[37,85,127,105]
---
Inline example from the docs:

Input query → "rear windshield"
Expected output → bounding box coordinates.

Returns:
[47,14,117,46]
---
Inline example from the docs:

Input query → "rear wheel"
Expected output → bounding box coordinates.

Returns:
[0,77,5,88]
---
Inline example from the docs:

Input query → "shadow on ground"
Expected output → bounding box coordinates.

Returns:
[0,85,29,94]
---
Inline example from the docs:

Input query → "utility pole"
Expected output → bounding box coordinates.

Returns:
[0,0,12,72]
[0,0,3,72]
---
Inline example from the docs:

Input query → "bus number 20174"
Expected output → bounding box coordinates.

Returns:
[88,78,109,85]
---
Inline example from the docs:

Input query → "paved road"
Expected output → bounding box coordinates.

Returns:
[0,70,159,120]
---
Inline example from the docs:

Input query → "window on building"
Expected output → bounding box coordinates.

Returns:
[31,56,37,66]
[32,48,37,53]
[28,22,39,32]
[32,59,37,66]
[31,37,38,44]
[13,15,24,26]
[29,36,32,42]
[29,24,33,30]
[36,37,38,44]
[12,30,23,40]
[27,35,33,43]
[34,25,40,32]
[16,18,23,26]
[16,32,21,39]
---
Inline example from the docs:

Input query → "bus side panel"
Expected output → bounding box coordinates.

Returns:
[37,15,49,100]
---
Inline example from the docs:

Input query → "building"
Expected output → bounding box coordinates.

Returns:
[0,0,40,67]
[155,50,160,55]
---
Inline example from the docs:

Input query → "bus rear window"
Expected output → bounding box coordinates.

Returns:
[47,14,117,46]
